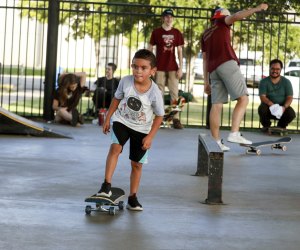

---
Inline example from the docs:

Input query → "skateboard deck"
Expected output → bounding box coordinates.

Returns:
[268,127,288,136]
[240,136,292,155]
[85,187,125,215]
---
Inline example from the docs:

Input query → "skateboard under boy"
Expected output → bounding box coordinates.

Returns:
[85,187,125,215]
[240,136,292,155]
[268,127,288,136]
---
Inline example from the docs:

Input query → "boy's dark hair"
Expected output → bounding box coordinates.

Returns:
[133,49,157,68]
[270,59,283,69]
[107,62,117,72]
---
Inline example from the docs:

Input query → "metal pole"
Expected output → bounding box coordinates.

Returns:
[206,152,224,204]
[206,94,211,129]
[43,0,59,121]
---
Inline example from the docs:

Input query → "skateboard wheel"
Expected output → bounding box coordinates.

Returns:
[85,205,92,215]
[109,207,116,215]
[282,145,287,151]
[246,149,256,154]
[256,149,261,155]
[118,201,124,210]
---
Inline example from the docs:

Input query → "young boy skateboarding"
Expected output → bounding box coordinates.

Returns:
[96,49,165,211]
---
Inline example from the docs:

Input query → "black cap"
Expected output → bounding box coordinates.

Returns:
[162,9,174,17]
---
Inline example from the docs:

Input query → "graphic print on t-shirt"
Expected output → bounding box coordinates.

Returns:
[162,34,174,52]
[118,95,146,124]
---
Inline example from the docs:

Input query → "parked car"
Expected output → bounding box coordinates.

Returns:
[193,52,203,79]
[284,66,300,77]
[286,59,300,68]
[182,52,203,79]
[284,66,300,98]
[239,58,267,88]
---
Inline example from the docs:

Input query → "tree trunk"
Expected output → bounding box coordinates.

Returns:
[185,56,195,93]
[94,40,101,77]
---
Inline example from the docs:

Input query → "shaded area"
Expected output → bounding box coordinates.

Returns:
[0,126,300,249]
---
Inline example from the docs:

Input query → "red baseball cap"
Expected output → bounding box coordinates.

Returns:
[211,8,230,20]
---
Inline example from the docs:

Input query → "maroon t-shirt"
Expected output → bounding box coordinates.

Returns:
[150,27,184,71]
[201,17,239,73]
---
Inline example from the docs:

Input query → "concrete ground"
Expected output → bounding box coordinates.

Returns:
[0,124,300,250]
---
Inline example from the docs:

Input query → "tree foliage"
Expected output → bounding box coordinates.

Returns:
[18,0,300,77]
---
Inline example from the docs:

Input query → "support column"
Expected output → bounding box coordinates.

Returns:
[43,0,60,121]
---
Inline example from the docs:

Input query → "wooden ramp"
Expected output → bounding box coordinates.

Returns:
[0,107,72,138]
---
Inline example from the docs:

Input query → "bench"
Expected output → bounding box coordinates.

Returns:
[195,133,224,204]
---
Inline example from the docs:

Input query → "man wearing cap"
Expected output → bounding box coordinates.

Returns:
[201,3,268,151]
[148,9,184,129]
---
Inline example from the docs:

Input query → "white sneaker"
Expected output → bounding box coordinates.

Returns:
[217,140,230,152]
[227,132,252,144]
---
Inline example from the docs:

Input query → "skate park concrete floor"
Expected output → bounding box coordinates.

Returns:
[1,123,300,250]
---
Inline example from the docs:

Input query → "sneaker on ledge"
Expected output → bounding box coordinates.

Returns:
[217,139,230,152]
[227,132,252,145]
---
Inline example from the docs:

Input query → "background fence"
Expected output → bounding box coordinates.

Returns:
[1,0,300,131]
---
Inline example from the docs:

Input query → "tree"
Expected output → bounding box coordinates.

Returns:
[19,0,300,85]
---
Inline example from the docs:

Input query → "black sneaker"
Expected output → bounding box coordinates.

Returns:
[126,194,143,211]
[173,118,183,129]
[96,181,112,197]
[78,114,84,125]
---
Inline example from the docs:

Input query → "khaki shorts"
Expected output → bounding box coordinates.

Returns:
[155,71,179,101]
[210,60,248,104]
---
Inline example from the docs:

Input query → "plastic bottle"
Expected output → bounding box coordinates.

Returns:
[98,108,106,126]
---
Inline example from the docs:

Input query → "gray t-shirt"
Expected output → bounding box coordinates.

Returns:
[112,75,165,134]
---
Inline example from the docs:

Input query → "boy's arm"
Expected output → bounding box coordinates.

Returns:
[102,97,121,134]
[142,115,163,150]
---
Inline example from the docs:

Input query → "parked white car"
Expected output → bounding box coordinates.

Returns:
[193,52,203,79]
[239,58,268,88]
[286,59,300,68]
[284,66,300,99]
[182,52,203,79]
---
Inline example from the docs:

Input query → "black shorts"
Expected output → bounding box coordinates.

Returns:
[111,122,148,163]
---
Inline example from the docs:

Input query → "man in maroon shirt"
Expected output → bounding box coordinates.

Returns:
[201,4,268,151]
[148,9,184,129]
